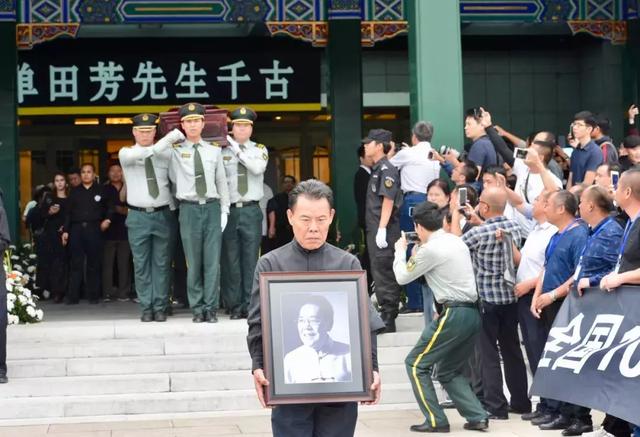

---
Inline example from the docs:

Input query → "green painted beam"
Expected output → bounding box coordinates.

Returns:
[0,23,19,241]
[327,19,362,246]
[408,0,464,151]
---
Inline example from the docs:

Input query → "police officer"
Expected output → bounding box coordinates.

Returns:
[0,189,10,384]
[119,113,184,322]
[221,107,268,319]
[163,102,230,323]
[363,129,403,333]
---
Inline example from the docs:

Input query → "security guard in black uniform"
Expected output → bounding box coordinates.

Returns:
[363,129,403,333]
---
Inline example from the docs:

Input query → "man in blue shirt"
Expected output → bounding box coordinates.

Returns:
[465,108,499,177]
[529,190,590,433]
[568,111,603,188]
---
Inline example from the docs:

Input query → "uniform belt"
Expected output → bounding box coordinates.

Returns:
[404,191,426,197]
[231,201,258,208]
[442,301,477,309]
[180,198,219,205]
[128,204,170,213]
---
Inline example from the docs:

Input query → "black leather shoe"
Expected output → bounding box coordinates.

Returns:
[383,318,396,333]
[463,419,489,431]
[206,311,218,323]
[521,410,543,421]
[230,312,243,320]
[531,413,557,426]
[488,414,508,420]
[0,374,7,384]
[409,421,450,433]
[154,311,167,322]
[166,306,174,316]
[561,420,593,436]
[141,312,153,322]
[439,400,455,409]
[192,314,204,323]
[509,406,531,415]
[539,416,572,430]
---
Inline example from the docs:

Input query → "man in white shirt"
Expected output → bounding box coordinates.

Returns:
[119,113,184,322]
[390,121,440,312]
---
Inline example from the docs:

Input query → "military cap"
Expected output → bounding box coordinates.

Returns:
[179,102,205,121]
[131,113,158,130]
[362,128,392,144]
[230,106,257,124]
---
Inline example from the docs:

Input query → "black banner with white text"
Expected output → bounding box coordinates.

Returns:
[530,286,640,425]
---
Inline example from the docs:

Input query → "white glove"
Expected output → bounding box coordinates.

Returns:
[221,213,228,232]
[170,128,185,143]
[226,135,241,156]
[375,228,388,249]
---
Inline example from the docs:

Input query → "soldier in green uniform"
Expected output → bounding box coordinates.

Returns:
[221,107,268,319]
[119,113,184,322]
[161,103,230,323]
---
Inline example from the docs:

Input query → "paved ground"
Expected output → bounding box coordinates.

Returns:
[0,407,605,437]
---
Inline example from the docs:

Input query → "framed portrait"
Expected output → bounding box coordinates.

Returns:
[259,270,373,405]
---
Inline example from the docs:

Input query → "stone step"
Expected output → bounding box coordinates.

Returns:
[0,383,416,420]
[7,344,413,379]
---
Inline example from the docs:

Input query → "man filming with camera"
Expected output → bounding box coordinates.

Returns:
[393,201,488,433]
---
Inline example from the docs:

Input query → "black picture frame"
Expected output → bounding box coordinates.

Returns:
[259,270,373,405]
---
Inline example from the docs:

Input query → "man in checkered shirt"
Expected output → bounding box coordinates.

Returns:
[461,186,531,420]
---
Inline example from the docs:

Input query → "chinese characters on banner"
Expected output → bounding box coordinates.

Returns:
[530,286,640,425]
[17,53,320,106]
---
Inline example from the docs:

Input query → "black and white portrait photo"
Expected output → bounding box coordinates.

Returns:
[282,293,352,384]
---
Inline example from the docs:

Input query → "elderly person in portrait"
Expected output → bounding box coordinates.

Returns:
[284,295,352,384]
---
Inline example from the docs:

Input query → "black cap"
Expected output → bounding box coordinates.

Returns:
[178,102,205,121]
[131,113,158,130]
[230,106,257,124]
[624,135,640,149]
[362,128,392,144]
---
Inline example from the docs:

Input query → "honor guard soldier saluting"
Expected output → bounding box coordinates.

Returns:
[363,129,403,333]
[221,107,268,319]
[119,113,185,322]
[162,102,230,323]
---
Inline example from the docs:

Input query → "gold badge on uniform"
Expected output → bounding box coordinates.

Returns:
[181,153,191,158]
[384,177,394,188]
[407,257,416,272]
[262,153,268,161]
[188,104,195,111]
[142,114,149,121]
[240,107,247,115]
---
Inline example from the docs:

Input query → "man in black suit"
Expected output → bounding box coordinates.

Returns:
[354,145,373,292]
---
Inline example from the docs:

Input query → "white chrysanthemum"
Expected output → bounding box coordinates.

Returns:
[28,254,37,259]
[7,300,14,312]
[5,280,11,290]
[14,264,23,271]
[7,314,19,325]
[27,266,36,273]
[22,243,32,249]
[35,309,44,321]
[22,289,31,298]
[8,244,16,250]
[10,255,19,260]
[6,293,16,302]
[26,306,36,317]
[18,294,28,305]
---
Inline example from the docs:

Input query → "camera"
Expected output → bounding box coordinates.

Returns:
[514,148,528,160]
[439,145,460,158]
[405,231,421,244]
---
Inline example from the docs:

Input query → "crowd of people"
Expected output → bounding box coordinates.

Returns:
[3,102,639,436]
[355,107,640,436]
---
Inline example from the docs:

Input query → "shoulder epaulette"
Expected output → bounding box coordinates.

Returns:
[211,141,220,147]
[256,143,266,149]
[172,143,181,148]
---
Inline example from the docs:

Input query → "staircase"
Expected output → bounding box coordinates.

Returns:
[2,309,425,421]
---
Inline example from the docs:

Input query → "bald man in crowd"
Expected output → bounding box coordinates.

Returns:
[461,186,531,420]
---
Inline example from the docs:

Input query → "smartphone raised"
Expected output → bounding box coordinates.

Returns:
[514,148,528,160]
[611,171,620,189]
[458,187,468,206]
[404,231,421,244]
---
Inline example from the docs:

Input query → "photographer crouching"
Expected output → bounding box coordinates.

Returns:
[392,201,488,433]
